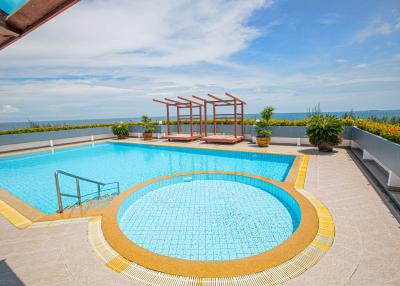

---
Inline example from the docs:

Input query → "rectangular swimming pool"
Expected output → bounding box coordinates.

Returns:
[0,142,295,214]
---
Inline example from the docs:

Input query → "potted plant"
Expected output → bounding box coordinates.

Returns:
[254,106,274,147]
[112,122,129,139]
[306,115,344,152]
[141,115,155,141]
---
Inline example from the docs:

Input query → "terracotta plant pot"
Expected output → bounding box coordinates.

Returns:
[256,136,271,147]
[318,142,333,152]
[143,132,153,141]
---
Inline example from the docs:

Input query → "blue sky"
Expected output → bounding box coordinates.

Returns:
[0,0,399,121]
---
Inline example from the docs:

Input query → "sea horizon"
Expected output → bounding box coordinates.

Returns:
[0,109,399,131]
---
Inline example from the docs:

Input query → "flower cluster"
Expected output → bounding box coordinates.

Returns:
[356,119,400,144]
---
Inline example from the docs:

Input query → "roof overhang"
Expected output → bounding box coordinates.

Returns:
[0,0,79,51]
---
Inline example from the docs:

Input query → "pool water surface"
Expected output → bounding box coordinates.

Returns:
[117,174,301,261]
[0,142,295,214]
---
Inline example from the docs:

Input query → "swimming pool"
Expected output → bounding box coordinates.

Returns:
[0,142,295,214]
[118,173,301,261]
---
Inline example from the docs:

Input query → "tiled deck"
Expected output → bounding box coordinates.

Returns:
[1,140,400,285]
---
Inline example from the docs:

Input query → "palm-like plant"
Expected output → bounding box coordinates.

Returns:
[306,115,343,152]
[141,115,155,134]
[254,106,274,137]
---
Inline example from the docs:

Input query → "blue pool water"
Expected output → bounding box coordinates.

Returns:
[118,173,301,261]
[0,142,295,214]
[0,0,27,14]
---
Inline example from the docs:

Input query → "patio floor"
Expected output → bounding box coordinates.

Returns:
[0,140,400,285]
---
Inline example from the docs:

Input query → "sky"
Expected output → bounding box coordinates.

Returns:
[0,0,399,122]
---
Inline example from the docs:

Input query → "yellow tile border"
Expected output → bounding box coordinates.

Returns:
[295,154,309,189]
[0,199,32,229]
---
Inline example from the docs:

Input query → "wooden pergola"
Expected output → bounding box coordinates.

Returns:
[153,97,203,141]
[193,92,246,144]
[0,0,79,51]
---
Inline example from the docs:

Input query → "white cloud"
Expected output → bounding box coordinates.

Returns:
[353,16,400,43]
[1,105,20,113]
[354,63,369,69]
[335,59,347,63]
[0,0,269,68]
[317,13,340,25]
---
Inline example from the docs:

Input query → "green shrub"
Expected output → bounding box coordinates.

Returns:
[306,115,344,150]
[141,115,155,133]
[254,106,274,137]
[112,122,129,139]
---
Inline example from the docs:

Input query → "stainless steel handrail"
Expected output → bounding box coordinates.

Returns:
[54,170,120,213]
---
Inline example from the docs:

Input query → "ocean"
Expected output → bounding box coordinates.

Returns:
[0,110,399,131]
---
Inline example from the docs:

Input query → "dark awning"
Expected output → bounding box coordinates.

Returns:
[0,0,79,51]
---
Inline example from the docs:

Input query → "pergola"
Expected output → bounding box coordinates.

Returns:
[0,0,79,51]
[153,97,203,141]
[193,92,246,144]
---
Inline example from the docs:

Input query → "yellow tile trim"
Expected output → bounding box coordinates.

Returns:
[106,255,131,273]
[311,240,331,252]
[295,155,309,190]
[0,199,32,229]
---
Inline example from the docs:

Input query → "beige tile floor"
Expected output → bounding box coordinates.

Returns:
[0,140,399,285]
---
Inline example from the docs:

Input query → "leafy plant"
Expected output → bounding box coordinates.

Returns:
[112,122,129,139]
[254,106,274,137]
[260,106,274,122]
[141,115,155,133]
[306,115,344,150]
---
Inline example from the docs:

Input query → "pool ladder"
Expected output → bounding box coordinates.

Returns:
[54,170,120,213]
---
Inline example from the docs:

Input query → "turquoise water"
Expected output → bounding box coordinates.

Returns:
[0,0,27,14]
[0,142,294,214]
[118,173,300,261]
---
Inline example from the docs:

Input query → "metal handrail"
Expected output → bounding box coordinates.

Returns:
[54,170,120,213]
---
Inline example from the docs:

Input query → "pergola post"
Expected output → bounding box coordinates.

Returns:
[189,102,193,136]
[241,102,244,137]
[234,99,237,138]
[166,104,170,135]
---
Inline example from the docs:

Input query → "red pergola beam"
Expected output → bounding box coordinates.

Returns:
[207,93,232,103]
[177,96,203,106]
[225,92,246,104]
[164,98,188,106]
[152,99,169,105]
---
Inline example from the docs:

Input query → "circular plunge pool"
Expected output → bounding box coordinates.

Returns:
[117,173,301,261]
